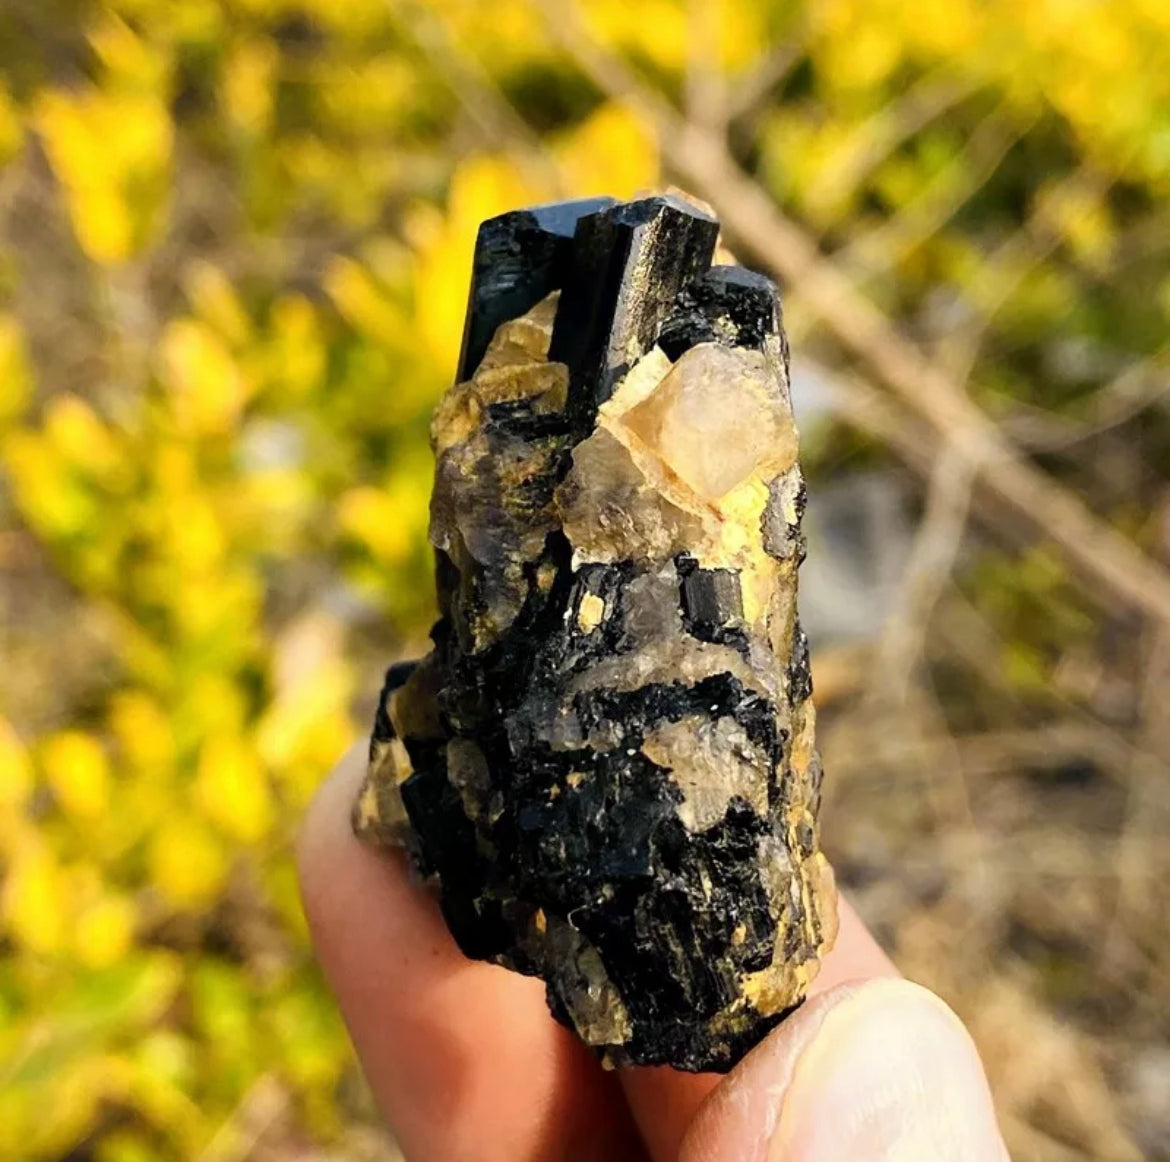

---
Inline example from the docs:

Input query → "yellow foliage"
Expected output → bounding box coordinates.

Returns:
[338,485,413,564]
[37,88,172,264]
[223,37,279,135]
[324,255,406,348]
[0,82,23,167]
[3,839,68,954]
[267,295,326,397]
[74,895,137,969]
[160,318,249,435]
[194,734,274,843]
[149,817,228,907]
[257,657,353,775]
[2,429,96,538]
[0,716,33,811]
[582,0,688,71]
[108,691,176,773]
[42,732,111,820]
[0,313,32,426]
[554,102,660,199]
[409,153,547,369]
[185,261,252,346]
[88,12,171,94]
[43,396,126,488]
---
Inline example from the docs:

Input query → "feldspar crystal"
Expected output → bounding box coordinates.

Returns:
[353,194,838,1072]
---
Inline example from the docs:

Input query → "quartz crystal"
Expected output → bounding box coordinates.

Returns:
[353,194,838,1072]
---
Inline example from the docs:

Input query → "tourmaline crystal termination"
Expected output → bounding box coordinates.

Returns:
[353,194,838,1072]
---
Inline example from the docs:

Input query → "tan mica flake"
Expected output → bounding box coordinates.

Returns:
[576,592,606,632]
[477,291,559,370]
[739,959,812,1015]
[446,738,492,822]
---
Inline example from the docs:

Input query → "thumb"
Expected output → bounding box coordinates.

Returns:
[678,979,1009,1162]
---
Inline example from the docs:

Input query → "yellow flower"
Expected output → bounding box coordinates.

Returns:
[185,261,251,346]
[42,731,111,820]
[43,395,125,486]
[410,154,545,367]
[324,256,405,349]
[338,486,413,565]
[223,37,278,135]
[2,839,67,954]
[266,295,326,398]
[74,894,137,969]
[194,734,273,844]
[108,691,175,773]
[0,314,31,426]
[37,86,172,265]
[149,818,227,907]
[0,716,33,811]
[2,428,96,538]
[159,318,247,436]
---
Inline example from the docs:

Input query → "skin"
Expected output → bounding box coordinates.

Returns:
[298,745,1009,1162]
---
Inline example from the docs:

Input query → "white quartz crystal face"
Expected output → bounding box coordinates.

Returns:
[621,343,797,500]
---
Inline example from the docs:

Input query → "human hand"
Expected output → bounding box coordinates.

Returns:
[299,745,1009,1162]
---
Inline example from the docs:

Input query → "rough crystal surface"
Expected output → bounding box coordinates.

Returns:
[354,194,838,1072]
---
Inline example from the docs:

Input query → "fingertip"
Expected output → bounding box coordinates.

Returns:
[680,979,1008,1162]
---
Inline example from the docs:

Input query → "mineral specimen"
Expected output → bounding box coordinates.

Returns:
[353,193,838,1072]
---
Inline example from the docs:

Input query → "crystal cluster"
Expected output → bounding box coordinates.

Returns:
[353,194,837,1072]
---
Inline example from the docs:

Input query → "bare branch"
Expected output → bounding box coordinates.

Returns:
[391,0,564,194]
[1004,351,1170,452]
[875,445,975,703]
[722,42,805,125]
[803,73,981,222]
[836,100,1037,278]
[684,0,726,129]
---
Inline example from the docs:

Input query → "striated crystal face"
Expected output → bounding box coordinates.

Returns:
[354,194,837,1073]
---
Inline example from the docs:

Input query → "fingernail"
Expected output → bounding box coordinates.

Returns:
[769,979,1007,1162]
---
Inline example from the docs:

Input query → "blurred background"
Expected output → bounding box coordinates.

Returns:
[1,0,1168,1159]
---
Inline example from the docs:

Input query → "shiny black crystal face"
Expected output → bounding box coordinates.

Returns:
[362,195,833,1073]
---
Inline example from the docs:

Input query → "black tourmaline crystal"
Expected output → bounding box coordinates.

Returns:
[353,193,838,1072]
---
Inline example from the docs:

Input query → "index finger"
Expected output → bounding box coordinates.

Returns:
[298,744,647,1162]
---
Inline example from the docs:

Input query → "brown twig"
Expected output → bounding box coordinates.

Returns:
[721,42,805,126]
[1003,351,1170,452]
[390,0,564,195]
[684,0,726,130]
[836,100,1035,278]
[803,73,981,229]
[875,444,975,703]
